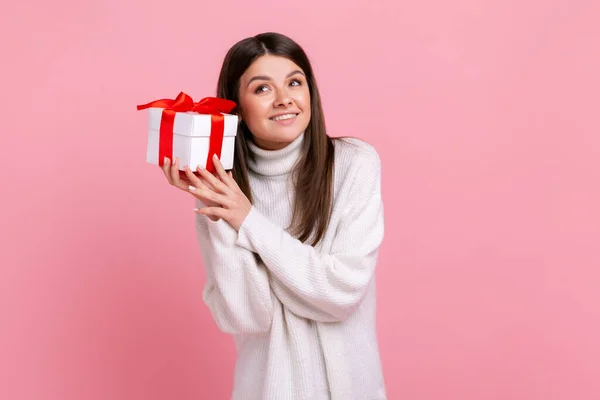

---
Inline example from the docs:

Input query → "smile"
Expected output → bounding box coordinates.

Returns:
[270,113,298,121]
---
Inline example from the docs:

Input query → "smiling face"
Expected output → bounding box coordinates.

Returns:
[238,55,311,150]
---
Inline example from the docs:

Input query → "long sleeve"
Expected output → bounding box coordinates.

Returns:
[195,199,274,334]
[236,148,384,322]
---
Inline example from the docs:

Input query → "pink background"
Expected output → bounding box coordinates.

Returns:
[1,0,599,399]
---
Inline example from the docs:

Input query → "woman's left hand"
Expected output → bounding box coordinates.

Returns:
[186,154,252,231]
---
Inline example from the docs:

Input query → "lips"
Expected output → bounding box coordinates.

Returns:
[269,112,299,121]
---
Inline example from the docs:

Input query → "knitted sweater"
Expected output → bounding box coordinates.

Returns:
[194,133,386,400]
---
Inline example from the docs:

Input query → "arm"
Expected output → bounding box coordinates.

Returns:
[236,149,384,322]
[195,200,273,334]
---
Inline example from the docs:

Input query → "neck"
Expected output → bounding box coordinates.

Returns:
[246,133,305,176]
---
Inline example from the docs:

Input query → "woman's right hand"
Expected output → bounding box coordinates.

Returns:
[161,157,220,221]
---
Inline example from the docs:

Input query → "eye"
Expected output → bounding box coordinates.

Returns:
[290,79,302,87]
[254,85,269,94]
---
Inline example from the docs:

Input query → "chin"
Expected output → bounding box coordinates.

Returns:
[268,125,304,139]
[280,131,304,144]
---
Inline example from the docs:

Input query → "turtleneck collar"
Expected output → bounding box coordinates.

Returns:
[246,132,305,176]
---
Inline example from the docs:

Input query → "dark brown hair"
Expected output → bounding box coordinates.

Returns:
[216,32,335,246]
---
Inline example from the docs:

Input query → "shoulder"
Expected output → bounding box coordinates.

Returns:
[330,137,382,202]
[332,137,382,178]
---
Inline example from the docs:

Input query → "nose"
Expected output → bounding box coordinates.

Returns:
[273,87,292,107]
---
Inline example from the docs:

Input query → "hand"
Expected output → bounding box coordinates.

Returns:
[188,154,252,231]
[161,157,220,221]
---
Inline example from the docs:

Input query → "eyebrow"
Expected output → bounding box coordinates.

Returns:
[246,70,305,88]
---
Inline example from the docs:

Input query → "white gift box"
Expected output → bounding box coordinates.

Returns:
[145,108,238,170]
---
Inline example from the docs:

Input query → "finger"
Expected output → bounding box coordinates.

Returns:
[194,167,212,189]
[169,157,182,187]
[211,155,231,187]
[170,158,188,190]
[195,167,219,191]
[184,166,206,189]
[226,170,241,189]
[162,157,174,185]
[200,176,215,190]
[188,186,232,207]
[197,164,232,195]
[194,206,228,220]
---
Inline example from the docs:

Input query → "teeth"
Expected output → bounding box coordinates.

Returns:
[272,113,297,121]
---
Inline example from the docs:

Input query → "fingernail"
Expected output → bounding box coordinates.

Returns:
[164,157,169,164]
[213,154,218,160]
[193,208,199,213]
[188,185,196,191]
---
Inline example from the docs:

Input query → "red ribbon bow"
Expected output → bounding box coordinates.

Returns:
[137,92,236,173]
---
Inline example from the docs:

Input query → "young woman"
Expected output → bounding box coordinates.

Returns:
[162,32,386,400]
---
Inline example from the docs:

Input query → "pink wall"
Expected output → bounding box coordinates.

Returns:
[1,0,599,399]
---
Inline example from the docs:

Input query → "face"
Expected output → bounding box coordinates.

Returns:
[238,55,311,150]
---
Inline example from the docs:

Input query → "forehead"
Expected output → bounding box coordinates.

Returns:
[241,55,304,81]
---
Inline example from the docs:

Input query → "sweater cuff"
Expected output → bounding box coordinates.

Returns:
[206,216,238,246]
[237,206,269,252]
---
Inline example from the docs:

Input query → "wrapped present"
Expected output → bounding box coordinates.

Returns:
[137,92,238,172]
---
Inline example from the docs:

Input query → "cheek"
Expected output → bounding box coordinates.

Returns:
[241,97,269,125]
[299,89,311,110]
[300,94,311,116]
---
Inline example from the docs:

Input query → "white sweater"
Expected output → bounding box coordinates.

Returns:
[194,133,386,400]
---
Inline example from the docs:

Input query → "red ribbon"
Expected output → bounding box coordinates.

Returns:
[137,92,236,173]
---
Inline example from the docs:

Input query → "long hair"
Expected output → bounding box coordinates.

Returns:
[216,32,335,246]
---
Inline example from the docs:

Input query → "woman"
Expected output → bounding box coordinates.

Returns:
[162,32,386,400]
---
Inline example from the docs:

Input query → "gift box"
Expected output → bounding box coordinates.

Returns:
[137,92,238,172]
